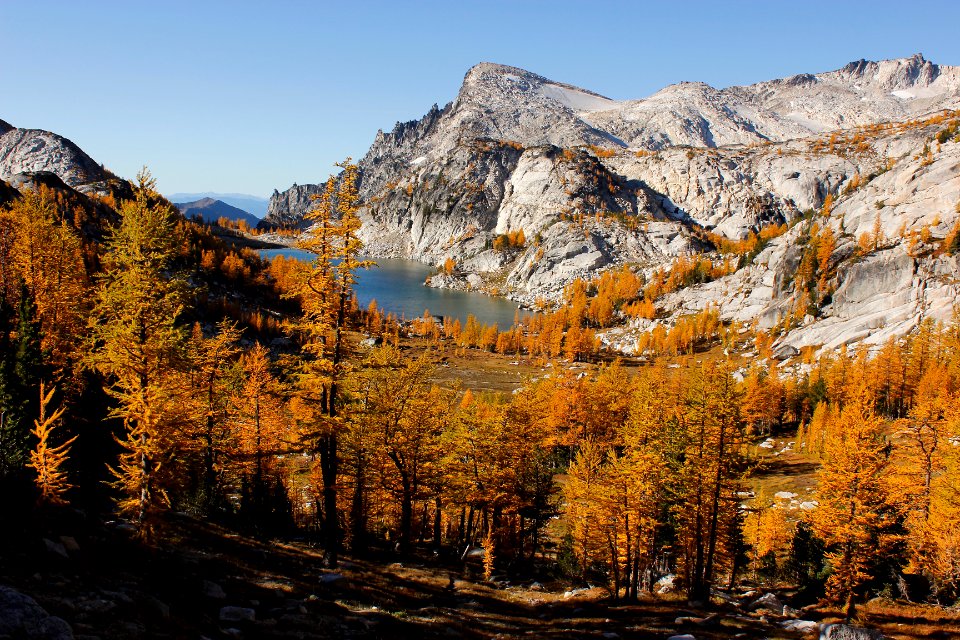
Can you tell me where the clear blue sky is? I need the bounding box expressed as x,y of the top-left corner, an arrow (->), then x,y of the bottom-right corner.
2,1 -> 958,198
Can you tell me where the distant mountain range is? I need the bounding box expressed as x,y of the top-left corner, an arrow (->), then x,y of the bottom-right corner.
173,197 -> 261,227
167,192 -> 267,218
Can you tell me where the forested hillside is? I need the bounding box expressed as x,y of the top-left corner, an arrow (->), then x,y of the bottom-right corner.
2,154 -> 960,639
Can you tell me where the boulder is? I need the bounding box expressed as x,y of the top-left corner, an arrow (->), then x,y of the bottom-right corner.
318,573 -> 343,584
0,585 -> 74,639
819,623 -> 886,640
202,580 -> 226,599
59,537 -> 80,553
43,538 -> 69,559
655,574 -> 677,594
219,606 -> 256,624
749,592 -> 784,612
783,620 -> 819,634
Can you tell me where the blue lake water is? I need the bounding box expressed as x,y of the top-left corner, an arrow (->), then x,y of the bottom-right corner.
259,248 -> 529,328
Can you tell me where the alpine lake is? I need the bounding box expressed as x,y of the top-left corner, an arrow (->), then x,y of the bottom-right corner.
259,248 -> 532,329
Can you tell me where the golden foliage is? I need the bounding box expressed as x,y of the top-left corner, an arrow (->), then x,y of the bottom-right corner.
28,382 -> 75,505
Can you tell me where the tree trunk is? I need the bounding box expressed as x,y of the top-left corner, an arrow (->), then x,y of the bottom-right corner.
399,473 -> 412,552
702,408 -> 728,603
320,433 -> 339,567
350,451 -> 365,553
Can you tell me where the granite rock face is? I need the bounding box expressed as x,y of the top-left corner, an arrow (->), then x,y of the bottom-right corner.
263,183 -> 325,229
265,55 -> 960,354
0,124 -> 108,188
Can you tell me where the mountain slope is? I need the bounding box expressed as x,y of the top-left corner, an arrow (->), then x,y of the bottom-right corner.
264,55 -> 960,356
174,196 -> 260,226
168,192 -> 268,218
268,54 -> 960,230
590,53 -> 960,149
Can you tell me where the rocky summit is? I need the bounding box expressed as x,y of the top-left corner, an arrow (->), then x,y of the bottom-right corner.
0,120 -> 133,205
264,54 -> 960,356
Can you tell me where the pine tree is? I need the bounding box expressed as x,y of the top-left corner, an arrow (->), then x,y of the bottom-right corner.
232,342 -> 288,529
565,441 -> 606,583
3,187 -> 87,368
0,285 -> 47,479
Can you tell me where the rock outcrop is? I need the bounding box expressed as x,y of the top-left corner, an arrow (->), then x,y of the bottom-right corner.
261,182 -> 325,228
266,55 -> 960,354
0,585 -> 74,640
0,123 -> 108,188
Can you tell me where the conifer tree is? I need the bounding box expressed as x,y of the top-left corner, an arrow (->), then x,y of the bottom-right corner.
28,382 -> 75,505
811,391 -> 901,618
0,285 -> 47,479
232,342 -> 288,528
3,187 -> 87,368
179,321 -> 243,514
288,159 -> 371,566
87,170 -> 188,534
677,361 -> 745,603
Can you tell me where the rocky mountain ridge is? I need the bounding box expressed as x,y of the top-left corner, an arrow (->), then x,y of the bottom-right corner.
266,54 -> 960,356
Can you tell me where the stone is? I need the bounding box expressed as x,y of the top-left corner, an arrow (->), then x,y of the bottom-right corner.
99,591 -> 132,606
219,606 -> 256,624
819,623 -> 886,640
59,537 -> 80,553
143,596 -> 170,620
202,580 -> 226,599
75,598 -> 116,615
0,585 -> 74,640
1,125 -> 108,188
318,573 -> 344,584
43,538 -> 69,559
655,574 -> 677,594
782,619 -> 819,634
749,592 -> 784,612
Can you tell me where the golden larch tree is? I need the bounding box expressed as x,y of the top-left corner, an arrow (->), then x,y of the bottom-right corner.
28,382 -> 75,505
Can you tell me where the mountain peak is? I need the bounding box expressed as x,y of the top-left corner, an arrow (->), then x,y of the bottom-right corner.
174,197 -> 260,226
461,62 -> 615,107
465,61 -> 540,79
